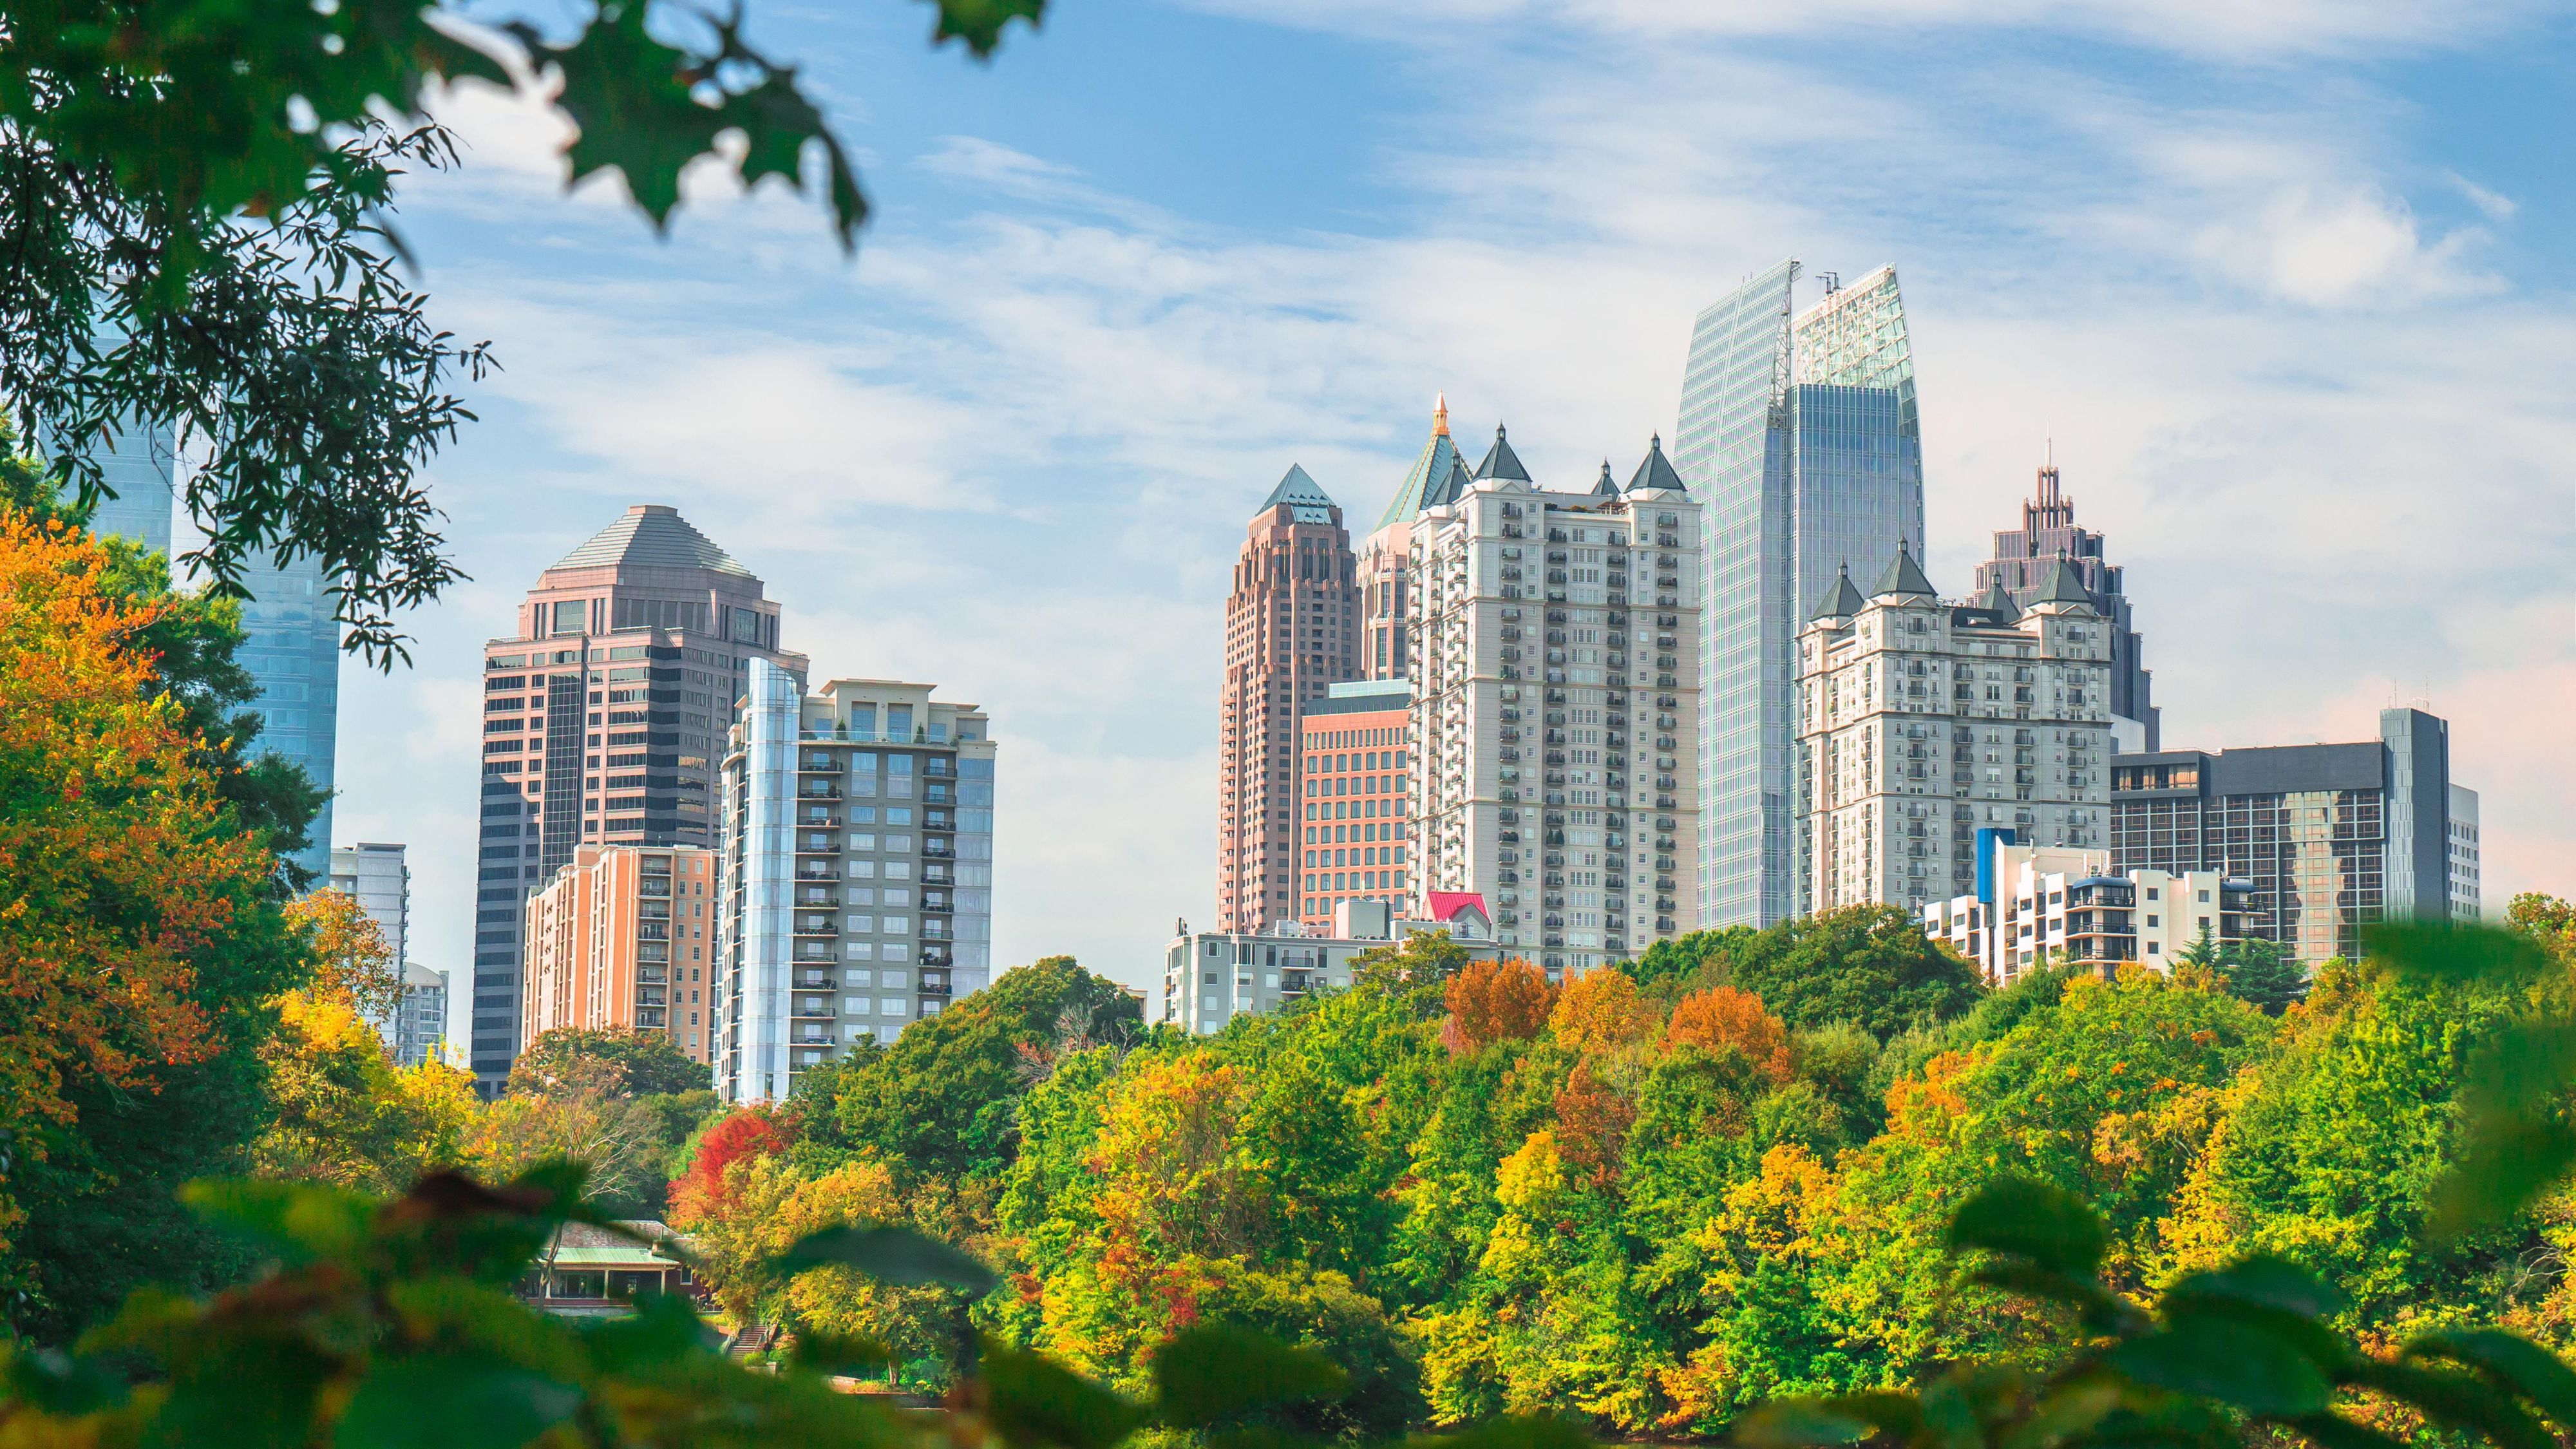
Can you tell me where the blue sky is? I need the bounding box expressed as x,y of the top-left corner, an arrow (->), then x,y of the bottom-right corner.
346,0 -> 2576,1019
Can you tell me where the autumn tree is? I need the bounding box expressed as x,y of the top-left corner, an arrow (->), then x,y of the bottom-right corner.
1549,968 -> 1658,1059
284,889 -> 406,1025
1666,986 -> 1794,1084
668,1108 -> 795,1226
251,992 -> 476,1193
509,1026 -> 712,1098
1441,958 -> 1557,1054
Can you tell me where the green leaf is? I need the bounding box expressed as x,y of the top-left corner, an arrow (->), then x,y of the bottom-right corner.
2427,1113 -> 2576,1243
1151,1325 -> 1349,1428
2365,921 -> 2548,985
2404,1331 -> 2576,1433
1401,1415 -> 1593,1449
150,1336 -> 340,1449
1730,1400 -> 1875,1448
983,1344 -> 1145,1449
793,1331 -> 895,1380
180,1178 -> 374,1265
582,1291 -> 717,1374
2110,1320 -> 2331,1415
2345,1359 -> 2555,1449
1947,1175 -> 2107,1279
2279,1414 -> 2412,1449
770,1224 -> 1001,1295
334,1351 -> 581,1449
2163,1256 -> 2345,1320
3,1345 -> 131,1414
928,0 -> 1048,56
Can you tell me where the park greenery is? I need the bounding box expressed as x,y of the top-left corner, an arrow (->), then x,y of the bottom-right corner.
10,473 -> 2576,1449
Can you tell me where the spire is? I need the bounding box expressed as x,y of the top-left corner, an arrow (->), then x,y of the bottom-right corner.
2029,556 -> 2095,609
1472,423 -> 1531,482
1975,574 -> 2019,620
1810,564 -> 1864,621
1258,464 -> 1337,525
1433,392 -> 1450,437
1376,410 -> 1468,531
1625,432 -> 1686,494
1870,541 -> 1937,599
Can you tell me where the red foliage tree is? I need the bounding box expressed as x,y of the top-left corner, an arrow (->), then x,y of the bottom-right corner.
1440,957 -> 1557,1054
667,1107 -> 791,1226
1665,985 -> 1795,1083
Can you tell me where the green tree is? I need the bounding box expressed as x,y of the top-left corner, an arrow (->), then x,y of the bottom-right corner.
1727,904 -> 1985,1039
2219,936 -> 2308,1015
509,1027 -> 712,1099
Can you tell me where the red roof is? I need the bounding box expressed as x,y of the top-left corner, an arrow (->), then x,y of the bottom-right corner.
1423,892 -> 1488,922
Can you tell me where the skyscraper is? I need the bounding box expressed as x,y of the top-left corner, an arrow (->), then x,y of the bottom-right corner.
1358,397 -> 1469,682
1973,460 -> 2159,750
715,667 -> 996,1103
1218,468 -> 1359,933
235,550 -> 343,884
81,415 -> 178,558
468,506 -> 805,1092
525,846 -> 719,1066
1408,428 -> 1704,976
1676,261 -> 1926,927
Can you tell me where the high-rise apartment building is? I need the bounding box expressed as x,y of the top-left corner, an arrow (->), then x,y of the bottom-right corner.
1676,261 -> 1926,927
1796,551 -> 2114,914
715,667 -> 996,1103
468,506 -> 805,1092
524,846 -> 719,1065
1164,897 -> 1501,1035
2448,784 -> 2482,920
1297,679 -> 1413,931
329,842 -> 412,1046
2109,708 -> 2465,961
1359,397 -> 1470,682
1218,469 -> 1359,933
1973,460 -> 2158,750
234,551 -> 342,882
1409,428 -> 1703,977
395,964 -> 450,1069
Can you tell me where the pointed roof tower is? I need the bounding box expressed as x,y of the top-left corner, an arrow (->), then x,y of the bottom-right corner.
1810,564 -> 1864,621
1870,541 -> 1937,600
1375,397 -> 1467,531
1590,460 -> 1619,498
1625,432 -> 1686,494
1472,424 -> 1531,482
1975,576 -> 2020,620
2029,556 -> 2097,610
1259,464 -> 1338,525
547,504 -> 753,579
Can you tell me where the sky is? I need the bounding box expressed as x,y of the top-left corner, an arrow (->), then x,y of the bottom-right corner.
336,0 -> 2576,1026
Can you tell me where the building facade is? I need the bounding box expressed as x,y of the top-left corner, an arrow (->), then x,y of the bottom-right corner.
1920,838 -> 2252,983
1298,679 -> 1414,931
234,547 -> 342,884
395,963 -> 450,1068
1359,397 -> 1470,682
1218,468 -> 1360,933
1796,551 -> 2114,916
1676,261 -> 1927,929
1163,896 -> 1501,1035
1973,460 -> 2159,750
79,415 -> 178,559
715,667 -> 996,1103
329,842 -> 413,1046
523,846 -> 719,1065
1408,429 -> 1703,978
467,506 -> 804,1091
2109,708 -> 2464,962
2449,783 -> 2482,920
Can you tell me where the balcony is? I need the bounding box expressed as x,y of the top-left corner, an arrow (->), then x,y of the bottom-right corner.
793,914 -> 837,936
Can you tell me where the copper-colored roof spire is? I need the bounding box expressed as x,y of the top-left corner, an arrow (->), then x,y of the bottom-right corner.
1432,392 -> 1450,437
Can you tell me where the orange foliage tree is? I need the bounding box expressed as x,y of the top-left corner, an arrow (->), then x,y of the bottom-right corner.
1440,958 -> 1557,1054
0,515 -> 272,1249
1665,985 -> 1795,1083
667,1106 -> 793,1226
1548,967 -> 1658,1058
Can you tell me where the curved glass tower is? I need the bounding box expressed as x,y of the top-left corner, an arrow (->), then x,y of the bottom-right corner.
1675,261 -> 1924,927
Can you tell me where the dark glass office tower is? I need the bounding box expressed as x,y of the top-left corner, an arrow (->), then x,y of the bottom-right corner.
1675,261 -> 1925,927
467,507 -> 804,1093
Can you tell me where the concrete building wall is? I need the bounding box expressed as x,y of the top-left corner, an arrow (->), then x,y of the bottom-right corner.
2449,784 -> 2482,920
522,845 -> 719,1065
1298,682 -> 1414,931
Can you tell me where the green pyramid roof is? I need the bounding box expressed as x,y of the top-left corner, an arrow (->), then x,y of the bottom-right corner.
1589,461 -> 1618,498
1375,418 -> 1466,531
2030,556 -> 2096,608
1625,433 -> 1686,494
1871,542 -> 1937,599
1259,464 -> 1338,526
1975,576 -> 2019,620
1472,424 -> 1531,482
1810,564 -> 1864,620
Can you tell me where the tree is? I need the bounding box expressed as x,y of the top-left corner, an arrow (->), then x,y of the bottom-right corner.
1665,987 -> 1794,1084
668,1107 -> 795,1226
284,889 -> 406,1026
1728,904 -> 1984,1039
0,513 -> 281,1274
2219,936 -> 2307,1015
509,1026 -> 712,1098
250,992 -> 475,1193
0,1 -> 1040,657
464,1083 -> 670,1220
1442,959 -> 1557,1054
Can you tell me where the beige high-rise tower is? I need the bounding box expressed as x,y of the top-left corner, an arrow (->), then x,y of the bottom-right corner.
1218,469 -> 1359,933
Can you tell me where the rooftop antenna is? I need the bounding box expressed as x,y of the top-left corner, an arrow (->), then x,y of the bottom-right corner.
1819,270 -> 1842,294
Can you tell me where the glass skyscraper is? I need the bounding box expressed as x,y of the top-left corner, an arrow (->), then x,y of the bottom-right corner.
1674,261 -> 1924,927
82,416 -> 178,558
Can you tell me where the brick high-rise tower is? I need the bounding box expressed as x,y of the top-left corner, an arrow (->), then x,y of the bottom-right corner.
1973,458 -> 2158,751
1218,468 -> 1359,933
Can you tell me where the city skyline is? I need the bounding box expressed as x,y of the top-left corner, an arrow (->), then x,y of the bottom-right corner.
323,0 -> 2567,1009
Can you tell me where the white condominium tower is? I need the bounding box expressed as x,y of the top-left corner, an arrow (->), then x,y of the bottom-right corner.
1409,425 -> 1703,978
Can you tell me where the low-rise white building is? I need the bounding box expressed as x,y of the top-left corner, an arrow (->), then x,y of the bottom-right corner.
1162,896 -> 1502,1034
1919,836 -> 2253,985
